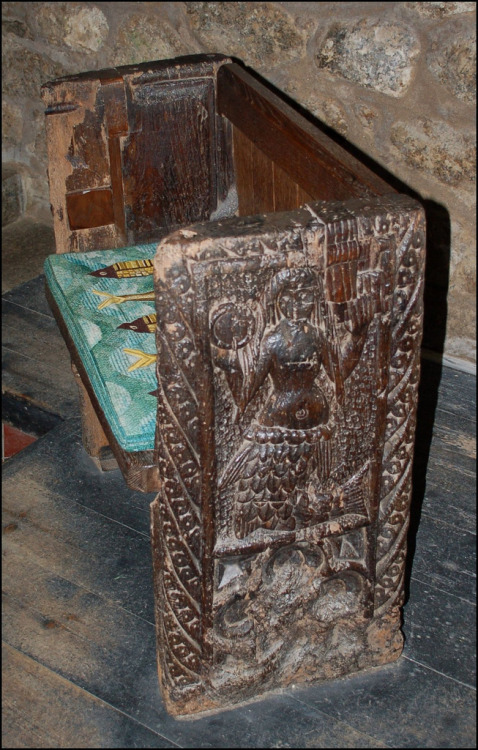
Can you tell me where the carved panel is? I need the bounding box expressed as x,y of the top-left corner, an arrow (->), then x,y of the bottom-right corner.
151,194 -> 425,716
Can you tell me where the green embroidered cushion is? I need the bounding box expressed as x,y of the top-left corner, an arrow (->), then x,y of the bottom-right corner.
44,244 -> 159,453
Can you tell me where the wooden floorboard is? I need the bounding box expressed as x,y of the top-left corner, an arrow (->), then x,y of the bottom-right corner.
289,657 -> 476,749
2,643 -> 176,749
2,275 -> 55,318
419,459 -> 475,529
402,577 -> 475,686
2,275 -> 476,748
409,513 -> 475,603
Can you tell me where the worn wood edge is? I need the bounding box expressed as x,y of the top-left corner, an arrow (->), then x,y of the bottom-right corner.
40,54 -> 232,94
44,283 -> 160,493
154,195 -> 421,277
374,203 -> 427,619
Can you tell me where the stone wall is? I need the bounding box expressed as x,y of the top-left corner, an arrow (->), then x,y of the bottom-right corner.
2,1 -> 476,365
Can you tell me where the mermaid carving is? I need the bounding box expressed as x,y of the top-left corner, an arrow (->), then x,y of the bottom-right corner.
213,266 -> 379,544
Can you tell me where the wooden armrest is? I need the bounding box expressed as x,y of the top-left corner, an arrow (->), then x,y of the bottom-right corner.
151,193 -> 426,716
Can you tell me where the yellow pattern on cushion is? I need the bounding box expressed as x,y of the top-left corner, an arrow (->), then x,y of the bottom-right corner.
44,244 -> 159,452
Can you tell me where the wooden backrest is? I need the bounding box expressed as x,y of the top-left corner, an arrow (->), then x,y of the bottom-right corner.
42,55 -> 394,262
42,55 -> 397,257
217,63 -> 395,215
41,54 -> 235,254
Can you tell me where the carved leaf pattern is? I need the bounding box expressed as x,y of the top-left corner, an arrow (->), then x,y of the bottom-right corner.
154,274 -> 205,693
374,211 -> 425,614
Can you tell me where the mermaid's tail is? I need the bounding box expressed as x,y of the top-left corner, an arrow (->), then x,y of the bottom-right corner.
220,436 -> 317,538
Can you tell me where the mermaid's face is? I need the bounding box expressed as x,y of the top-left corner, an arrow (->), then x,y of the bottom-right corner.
278,286 -> 315,321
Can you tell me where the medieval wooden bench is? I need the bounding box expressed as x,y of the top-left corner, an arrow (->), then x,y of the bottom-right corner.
42,54 -> 426,717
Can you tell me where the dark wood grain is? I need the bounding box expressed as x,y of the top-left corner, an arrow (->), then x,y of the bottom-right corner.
233,126 -> 314,215
232,124 -> 255,215
2,644 -> 174,750
66,188 -> 115,230
273,160 -> 301,211
37,54 -> 447,722
152,193 -> 426,716
41,55 -> 235,253
252,141 -> 275,213
218,63 -> 394,201
121,77 -> 216,242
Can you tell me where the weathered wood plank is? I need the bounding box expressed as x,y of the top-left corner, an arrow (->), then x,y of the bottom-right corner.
415,431 -> 476,476
412,369 -> 476,529
418,359 -> 476,423
2,299 -> 72,365
2,283 -> 78,423
2,643 -> 176,749
2,275 -> 54,318
409,513 -> 475,603
290,657 -> 476,749
430,419 -> 476,457
2,418 -> 152,530
417,456 -> 476,529
42,75 -> 122,254
416,395 -> 476,451
2,433 -> 155,620
122,77 -> 217,243
2,347 -> 77,419
2,549 -> 159,716
402,577 -> 476,687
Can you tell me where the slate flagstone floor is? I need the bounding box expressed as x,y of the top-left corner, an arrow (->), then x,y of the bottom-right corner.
2,272 -> 476,748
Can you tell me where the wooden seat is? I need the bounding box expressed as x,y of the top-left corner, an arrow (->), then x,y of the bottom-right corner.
42,54 -> 426,717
